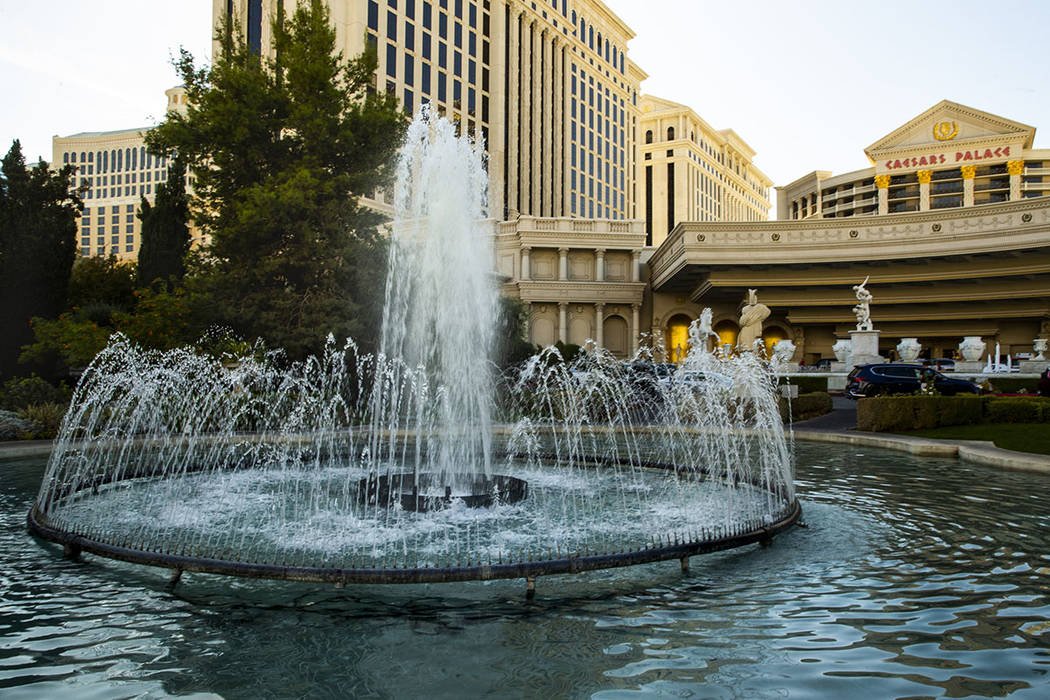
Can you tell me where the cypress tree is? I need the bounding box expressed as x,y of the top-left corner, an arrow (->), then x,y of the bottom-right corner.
147,0 -> 408,358
0,140 -> 81,378
137,156 -> 190,288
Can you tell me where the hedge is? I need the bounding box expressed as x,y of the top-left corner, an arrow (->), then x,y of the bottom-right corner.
983,397 -> 1050,423
780,392 -> 833,423
778,376 -> 828,393
857,395 -> 983,432
980,377 -> 1046,395
858,395 -> 1050,432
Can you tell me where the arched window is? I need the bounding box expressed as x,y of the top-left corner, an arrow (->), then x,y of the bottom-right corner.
588,25 -> 593,50
645,130 -> 653,144
112,149 -> 118,171
597,32 -> 602,55
571,10 -> 576,28
667,126 -> 675,141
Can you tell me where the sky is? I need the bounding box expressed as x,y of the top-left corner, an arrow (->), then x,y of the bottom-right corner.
2,0 -> 1049,211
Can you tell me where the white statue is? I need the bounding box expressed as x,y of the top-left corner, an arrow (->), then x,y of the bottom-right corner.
737,289 -> 771,353
688,308 -> 720,354
852,276 -> 873,331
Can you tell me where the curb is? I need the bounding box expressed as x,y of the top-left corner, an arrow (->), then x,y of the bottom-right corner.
792,429 -> 1050,475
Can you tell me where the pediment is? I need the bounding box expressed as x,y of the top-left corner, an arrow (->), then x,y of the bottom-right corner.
639,94 -> 689,115
865,100 -> 1035,158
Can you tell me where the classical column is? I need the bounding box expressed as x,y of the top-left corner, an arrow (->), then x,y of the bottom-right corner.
595,248 -> 606,282
961,165 -> 976,207
507,9 -> 521,218
558,302 -> 568,344
631,304 -> 641,355
520,19 -> 532,214
552,38 -> 563,216
542,32 -> 554,217
521,246 -> 531,280
631,249 -> 641,282
531,26 -> 542,217
1008,159 -> 1024,201
917,169 -> 931,212
595,303 -> 605,348
875,175 -> 890,215
558,247 -> 569,280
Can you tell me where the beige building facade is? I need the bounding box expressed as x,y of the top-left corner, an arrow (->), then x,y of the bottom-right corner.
778,101 -> 1050,221
638,95 -> 771,247
647,103 -> 1050,365
52,88 -> 196,261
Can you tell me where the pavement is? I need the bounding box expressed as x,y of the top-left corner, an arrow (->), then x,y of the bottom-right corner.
790,396 -> 857,432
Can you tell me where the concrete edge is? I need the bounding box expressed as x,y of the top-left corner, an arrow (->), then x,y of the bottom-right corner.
6,432 -> 1050,475
792,429 -> 1050,475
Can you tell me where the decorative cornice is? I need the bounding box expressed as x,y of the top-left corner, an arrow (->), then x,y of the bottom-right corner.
649,198 -> 1050,291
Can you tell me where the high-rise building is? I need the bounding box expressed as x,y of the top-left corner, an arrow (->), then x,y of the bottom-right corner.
216,0 -> 645,222
52,87 -> 198,260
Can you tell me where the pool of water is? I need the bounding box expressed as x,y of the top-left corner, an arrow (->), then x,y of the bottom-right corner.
3,442 -> 1049,698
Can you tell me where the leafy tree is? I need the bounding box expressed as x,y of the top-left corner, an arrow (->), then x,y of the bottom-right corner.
137,156 -> 191,288
495,296 -> 536,370
67,254 -> 138,319
147,0 -> 407,359
0,140 -> 81,378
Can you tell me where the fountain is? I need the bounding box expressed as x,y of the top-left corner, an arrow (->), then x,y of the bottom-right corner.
27,109 -> 799,591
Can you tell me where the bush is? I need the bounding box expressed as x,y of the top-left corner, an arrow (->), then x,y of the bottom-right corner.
780,392 -> 833,422
0,410 -> 34,440
857,395 -> 983,432
984,377 -> 1041,395
984,398 -> 1050,423
0,375 -> 72,411
779,376 -> 827,393
19,402 -> 67,438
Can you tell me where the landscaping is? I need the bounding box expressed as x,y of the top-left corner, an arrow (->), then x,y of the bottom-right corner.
895,423 -> 1050,456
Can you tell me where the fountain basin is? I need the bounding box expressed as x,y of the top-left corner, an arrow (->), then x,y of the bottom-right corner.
357,472 -> 528,512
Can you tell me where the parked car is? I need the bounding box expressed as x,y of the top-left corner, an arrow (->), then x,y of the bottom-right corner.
932,358 -> 955,371
812,358 -> 834,372
845,364 -> 981,399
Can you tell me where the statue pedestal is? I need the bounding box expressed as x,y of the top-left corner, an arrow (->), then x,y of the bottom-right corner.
1019,360 -> 1049,373
848,329 -> 884,366
954,361 -> 984,373
829,362 -> 849,373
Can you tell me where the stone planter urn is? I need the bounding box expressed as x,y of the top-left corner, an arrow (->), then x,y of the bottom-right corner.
832,339 -> 852,363
958,336 -> 986,363
896,337 -> 922,363
1033,338 -> 1048,361
772,339 -> 796,364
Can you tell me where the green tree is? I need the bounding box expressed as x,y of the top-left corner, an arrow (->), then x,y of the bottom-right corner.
147,0 -> 407,359
137,156 -> 191,288
0,140 -> 81,378
67,254 -> 138,322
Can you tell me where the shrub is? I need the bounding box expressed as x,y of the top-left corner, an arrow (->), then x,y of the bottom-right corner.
984,377 -> 1040,395
984,398 -> 1050,423
0,410 -> 34,440
19,402 -> 67,439
857,395 -> 983,432
779,376 -> 827,393
0,375 -> 72,411
780,392 -> 833,422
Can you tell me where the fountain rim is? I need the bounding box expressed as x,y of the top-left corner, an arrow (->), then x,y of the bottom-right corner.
27,499 -> 801,585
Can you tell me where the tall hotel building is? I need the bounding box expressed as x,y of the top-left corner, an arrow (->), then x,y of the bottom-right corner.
51,88 -> 198,261
219,0 -> 647,222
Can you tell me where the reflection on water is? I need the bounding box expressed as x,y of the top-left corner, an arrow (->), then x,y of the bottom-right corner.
2,443 -> 1049,698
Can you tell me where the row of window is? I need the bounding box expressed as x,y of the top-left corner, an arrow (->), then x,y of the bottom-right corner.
63,147 -> 169,174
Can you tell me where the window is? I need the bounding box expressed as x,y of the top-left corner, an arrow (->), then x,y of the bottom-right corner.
667,127 -> 675,140
421,63 -> 431,94
368,2 -> 379,30
405,23 -> 414,50
387,11 -> 397,40
422,31 -> 431,58
387,43 -> 397,76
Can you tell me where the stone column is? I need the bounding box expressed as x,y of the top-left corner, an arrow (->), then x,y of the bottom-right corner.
558,302 -> 568,344
521,246 -> 531,280
520,19 -> 532,214
552,38 -> 563,216
631,249 -> 641,282
1008,159 -> 1024,201
531,26 -> 542,216
595,248 -> 606,282
542,32 -> 554,217
875,175 -> 890,215
631,304 -> 641,355
917,169 -> 931,211
506,9 -> 520,218
558,247 -> 569,280
961,165 -> 976,207
595,303 -> 605,347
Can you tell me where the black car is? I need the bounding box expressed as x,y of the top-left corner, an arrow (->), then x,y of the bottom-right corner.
845,364 -> 981,399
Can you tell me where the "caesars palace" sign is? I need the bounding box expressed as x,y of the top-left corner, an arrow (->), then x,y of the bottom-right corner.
881,145 -> 1016,172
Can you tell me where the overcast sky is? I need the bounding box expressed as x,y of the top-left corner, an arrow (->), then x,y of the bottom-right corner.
2,0 -> 1048,209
